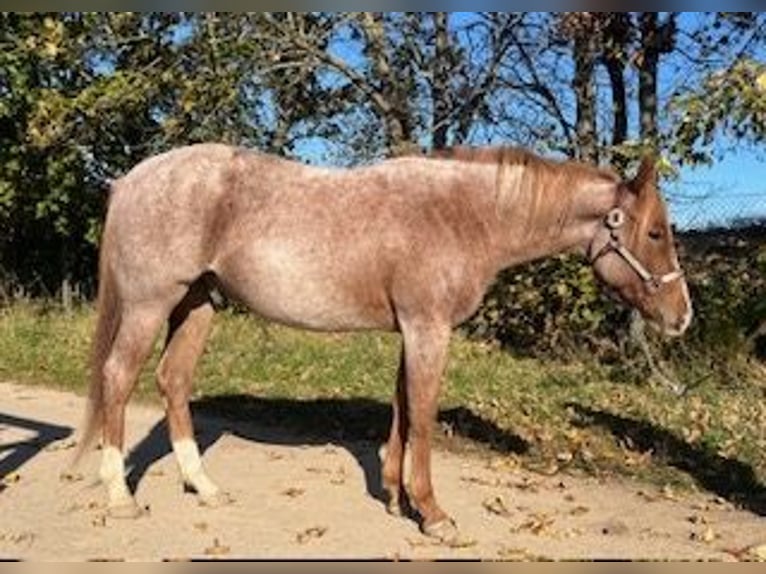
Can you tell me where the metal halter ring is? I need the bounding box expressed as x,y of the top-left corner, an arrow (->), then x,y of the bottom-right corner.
605,208 -> 625,229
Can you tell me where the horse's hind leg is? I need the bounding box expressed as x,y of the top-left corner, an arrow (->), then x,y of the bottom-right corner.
155,283 -> 228,507
382,350 -> 408,516
100,304 -> 168,518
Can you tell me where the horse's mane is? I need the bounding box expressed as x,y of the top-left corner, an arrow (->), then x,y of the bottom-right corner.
428,146 -> 618,183
426,146 -> 619,239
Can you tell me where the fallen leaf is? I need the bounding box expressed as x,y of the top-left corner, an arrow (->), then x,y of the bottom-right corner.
661,484 -> 679,501
296,526 -> 327,544
281,487 -> 305,498
193,522 -> 208,532
59,471 -> 84,483
702,527 -> 716,544
305,466 -> 331,475
569,505 -> 590,517
690,526 -> 717,545
0,531 -> 36,546
513,513 -> 555,536
461,475 -> 499,488
405,537 -> 428,548
482,495 -> 511,518
444,536 -> 478,549
1,472 -> 21,486
204,538 -> 230,556
45,439 -> 77,452
750,544 -> 766,561
687,514 -> 709,526
556,451 -> 573,464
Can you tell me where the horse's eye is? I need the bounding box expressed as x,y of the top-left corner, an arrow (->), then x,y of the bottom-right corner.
648,229 -> 663,241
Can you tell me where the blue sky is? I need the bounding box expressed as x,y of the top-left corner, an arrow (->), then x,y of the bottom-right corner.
670,143 -> 765,229
323,12 -> 766,229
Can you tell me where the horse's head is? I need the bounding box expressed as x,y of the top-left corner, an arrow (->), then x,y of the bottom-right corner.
590,157 -> 692,336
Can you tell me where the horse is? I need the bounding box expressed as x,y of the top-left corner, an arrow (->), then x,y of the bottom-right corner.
75,143 -> 691,542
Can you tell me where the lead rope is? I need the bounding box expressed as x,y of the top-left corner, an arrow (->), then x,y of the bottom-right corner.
629,310 -> 687,396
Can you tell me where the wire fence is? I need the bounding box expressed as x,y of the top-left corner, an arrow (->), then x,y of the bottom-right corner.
669,192 -> 766,231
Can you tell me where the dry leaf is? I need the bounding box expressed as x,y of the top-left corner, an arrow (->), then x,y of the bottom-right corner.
281,487 -> 305,498
193,522 -> 208,532
498,547 -> 533,560
1,472 -> 21,486
444,536 -> 478,549
482,495 -> 511,518
690,526 -> 717,544
204,538 -> 230,556
45,439 -> 77,452
296,526 -> 327,544
513,513 -> 555,536
556,451 -> 573,464
405,537 -> 428,548
702,527 -> 716,544
59,471 -> 83,483
569,505 -> 590,517
661,484 -> 679,501
750,544 -> 766,561
305,466 -> 331,475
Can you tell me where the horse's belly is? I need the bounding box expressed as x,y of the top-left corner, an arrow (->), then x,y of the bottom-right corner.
215,245 -> 395,332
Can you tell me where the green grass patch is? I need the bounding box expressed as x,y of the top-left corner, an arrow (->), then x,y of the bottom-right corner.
1,302 -> 765,511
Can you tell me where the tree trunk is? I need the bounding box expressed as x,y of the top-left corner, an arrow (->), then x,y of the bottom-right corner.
638,13 -> 660,144
361,13 -> 414,155
573,33 -> 599,163
432,12 -> 450,150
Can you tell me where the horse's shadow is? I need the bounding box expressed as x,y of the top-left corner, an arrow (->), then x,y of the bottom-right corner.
0,412 -> 72,487
569,404 -> 766,516
125,394 -> 530,504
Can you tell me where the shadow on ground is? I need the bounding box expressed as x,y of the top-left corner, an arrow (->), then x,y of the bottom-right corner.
570,404 -> 766,516
125,394 -> 529,505
0,412 -> 72,487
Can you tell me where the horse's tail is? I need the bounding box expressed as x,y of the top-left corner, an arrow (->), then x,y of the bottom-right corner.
72,213 -> 121,466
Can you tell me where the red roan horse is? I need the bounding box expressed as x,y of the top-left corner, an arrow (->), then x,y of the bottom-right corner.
76,144 -> 691,542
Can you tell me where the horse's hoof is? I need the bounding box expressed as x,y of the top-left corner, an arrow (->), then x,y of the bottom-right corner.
386,498 -> 403,517
422,517 -> 460,545
198,490 -> 234,508
107,499 -> 146,520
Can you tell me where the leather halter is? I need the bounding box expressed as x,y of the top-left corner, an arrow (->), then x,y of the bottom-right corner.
591,203 -> 684,293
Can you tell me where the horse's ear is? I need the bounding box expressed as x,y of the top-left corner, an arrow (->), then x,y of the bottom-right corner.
629,155 -> 658,196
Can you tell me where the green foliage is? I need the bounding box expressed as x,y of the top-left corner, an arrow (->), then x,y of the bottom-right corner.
465,254 -> 624,358
464,227 -> 766,394
671,58 -> 766,165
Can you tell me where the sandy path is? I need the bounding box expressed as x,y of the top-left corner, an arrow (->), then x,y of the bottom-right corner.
0,381 -> 764,561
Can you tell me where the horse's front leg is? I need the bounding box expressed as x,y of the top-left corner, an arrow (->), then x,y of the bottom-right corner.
399,318 -> 457,542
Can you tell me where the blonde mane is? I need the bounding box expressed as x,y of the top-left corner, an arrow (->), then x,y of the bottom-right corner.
429,146 -> 619,238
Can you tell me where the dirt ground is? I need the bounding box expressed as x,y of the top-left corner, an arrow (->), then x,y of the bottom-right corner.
0,380 -> 764,561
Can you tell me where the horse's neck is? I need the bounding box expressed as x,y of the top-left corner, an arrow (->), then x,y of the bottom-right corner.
490,173 -> 618,269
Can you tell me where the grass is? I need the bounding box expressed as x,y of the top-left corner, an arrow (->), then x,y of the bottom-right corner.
1,302 -> 765,512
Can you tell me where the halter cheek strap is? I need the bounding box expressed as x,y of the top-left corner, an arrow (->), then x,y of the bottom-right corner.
593,207 -> 684,292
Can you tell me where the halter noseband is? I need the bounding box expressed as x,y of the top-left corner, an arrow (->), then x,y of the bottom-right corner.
592,206 -> 684,292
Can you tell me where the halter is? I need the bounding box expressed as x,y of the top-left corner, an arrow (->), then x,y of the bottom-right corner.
591,206 -> 684,292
